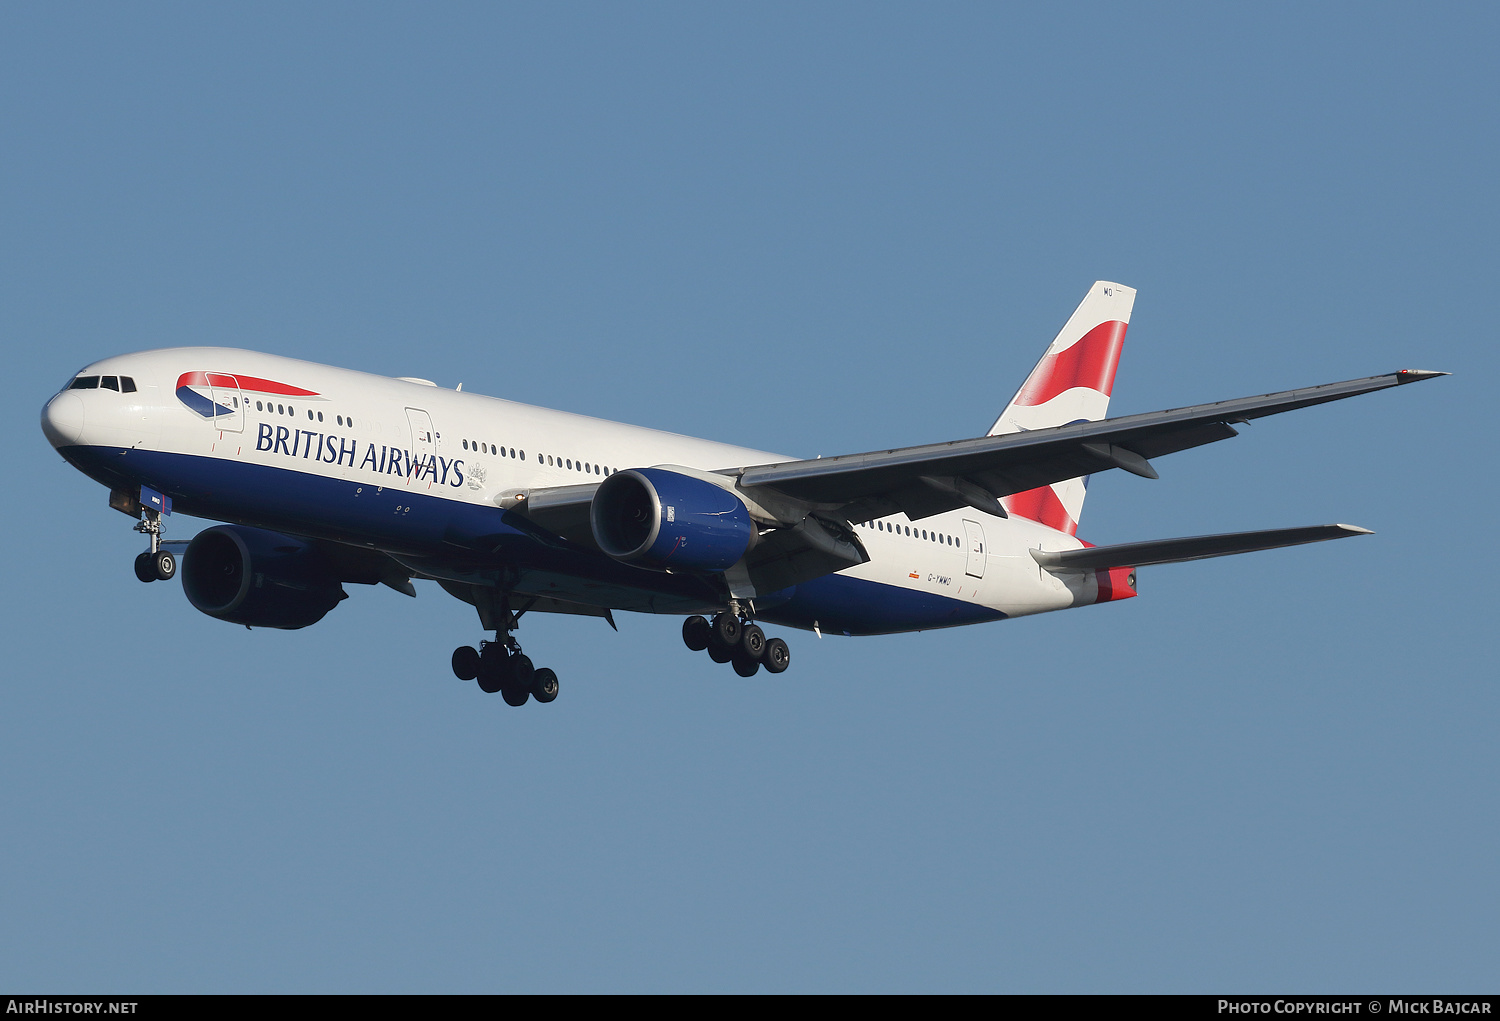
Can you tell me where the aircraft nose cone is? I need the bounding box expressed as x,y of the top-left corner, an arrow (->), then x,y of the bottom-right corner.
41,392 -> 85,447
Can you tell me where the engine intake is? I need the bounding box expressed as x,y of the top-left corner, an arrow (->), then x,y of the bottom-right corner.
182,525 -> 347,629
591,468 -> 753,572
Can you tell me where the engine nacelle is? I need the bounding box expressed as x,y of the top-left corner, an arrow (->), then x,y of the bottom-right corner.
182,525 -> 347,629
591,468 -> 753,572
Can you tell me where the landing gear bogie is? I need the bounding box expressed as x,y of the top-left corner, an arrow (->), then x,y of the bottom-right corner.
461,632 -> 558,707
686,612 -> 791,678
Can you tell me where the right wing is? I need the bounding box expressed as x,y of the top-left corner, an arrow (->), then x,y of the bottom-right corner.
456,370 -> 1441,597
732,369 -> 1446,523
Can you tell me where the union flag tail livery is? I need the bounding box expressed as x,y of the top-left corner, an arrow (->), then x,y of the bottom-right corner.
989,281 -> 1135,535
41,278 -> 1441,704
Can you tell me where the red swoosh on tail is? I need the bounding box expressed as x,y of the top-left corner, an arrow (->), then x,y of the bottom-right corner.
1012,320 -> 1127,407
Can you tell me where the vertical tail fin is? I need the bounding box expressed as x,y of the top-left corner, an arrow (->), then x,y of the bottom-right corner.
988,281 -> 1135,535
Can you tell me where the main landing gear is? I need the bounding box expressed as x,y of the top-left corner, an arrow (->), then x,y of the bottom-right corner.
132,508 -> 175,583
450,593 -> 559,705
451,642 -> 557,705
682,611 -> 790,677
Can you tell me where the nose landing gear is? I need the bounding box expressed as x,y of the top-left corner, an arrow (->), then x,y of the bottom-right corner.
126,491 -> 176,583
683,611 -> 790,677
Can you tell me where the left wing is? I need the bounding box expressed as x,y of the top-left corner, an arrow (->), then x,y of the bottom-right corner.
1029,523 -> 1373,571
493,483 -> 601,549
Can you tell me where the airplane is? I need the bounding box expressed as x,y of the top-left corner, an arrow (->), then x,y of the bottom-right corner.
39,281 -> 1443,706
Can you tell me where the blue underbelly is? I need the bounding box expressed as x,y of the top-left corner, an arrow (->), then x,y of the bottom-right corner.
59,444 -> 1007,636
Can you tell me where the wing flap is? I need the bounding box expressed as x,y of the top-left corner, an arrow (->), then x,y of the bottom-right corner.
1029,523 -> 1374,571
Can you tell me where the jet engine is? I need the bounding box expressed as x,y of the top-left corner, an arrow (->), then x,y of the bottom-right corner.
591,468 -> 753,572
182,525 -> 347,629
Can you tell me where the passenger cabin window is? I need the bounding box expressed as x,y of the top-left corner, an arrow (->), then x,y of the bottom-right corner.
70,376 -> 99,389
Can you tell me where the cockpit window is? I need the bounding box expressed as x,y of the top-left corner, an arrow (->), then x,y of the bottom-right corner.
100,376 -> 119,391
120,377 -> 136,393
69,376 -> 99,390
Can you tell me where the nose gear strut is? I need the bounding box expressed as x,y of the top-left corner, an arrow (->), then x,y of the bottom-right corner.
121,486 -> 177,583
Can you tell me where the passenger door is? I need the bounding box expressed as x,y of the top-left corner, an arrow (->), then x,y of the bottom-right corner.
208,373 -> 244,433
405,408 -> 437,486
961,519 -> 986,578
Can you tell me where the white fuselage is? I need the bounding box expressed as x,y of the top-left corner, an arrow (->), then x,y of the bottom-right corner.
43,347 -> 1117,636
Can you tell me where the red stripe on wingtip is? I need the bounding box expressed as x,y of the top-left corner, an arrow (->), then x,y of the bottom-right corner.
1003,486 -> 1077,535
1013,320 -> 1127,407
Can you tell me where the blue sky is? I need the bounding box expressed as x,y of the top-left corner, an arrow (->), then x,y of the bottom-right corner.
2,3 -> 1495,992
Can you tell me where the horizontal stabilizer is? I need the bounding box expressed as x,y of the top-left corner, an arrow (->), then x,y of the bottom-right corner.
1030,523 -> 1374,571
